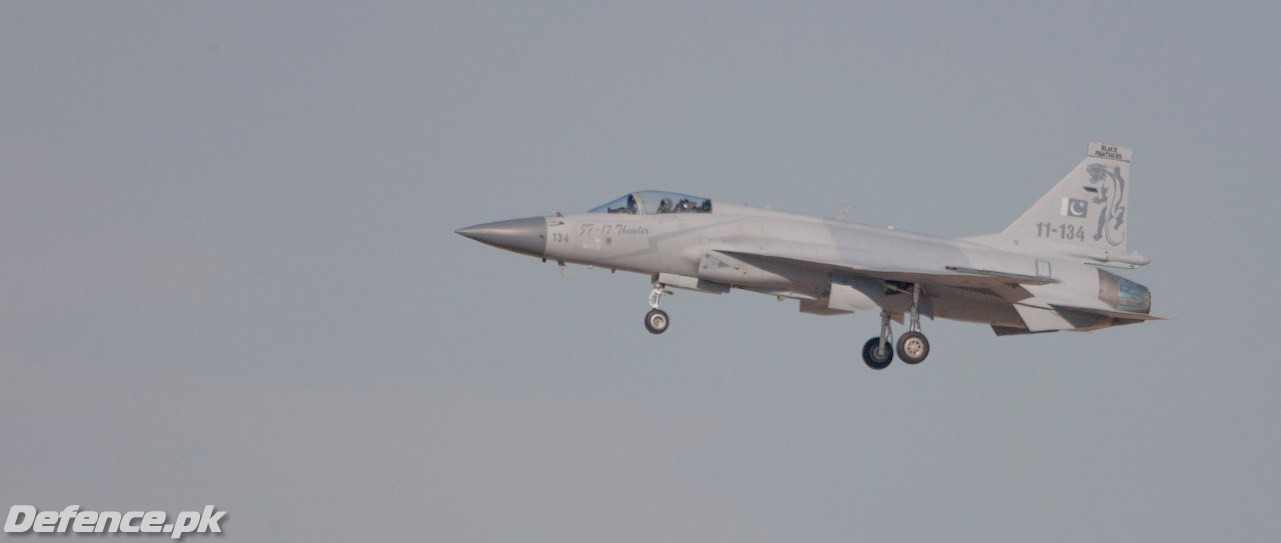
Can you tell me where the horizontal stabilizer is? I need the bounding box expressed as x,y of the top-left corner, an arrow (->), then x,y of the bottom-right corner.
1048,304 -> 1165,322
1011,300 -> 1163,333
991,325 -> 1057,336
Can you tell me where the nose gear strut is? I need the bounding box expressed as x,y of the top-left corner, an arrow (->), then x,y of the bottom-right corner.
644,276 -> 672,334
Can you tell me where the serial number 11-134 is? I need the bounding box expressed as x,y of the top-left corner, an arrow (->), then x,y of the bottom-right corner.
1036,222 -> 1085,241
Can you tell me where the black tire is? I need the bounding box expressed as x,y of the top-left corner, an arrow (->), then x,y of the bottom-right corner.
861,337 -> 893,370
644,309 -> 669,334
897,331 -> 930,364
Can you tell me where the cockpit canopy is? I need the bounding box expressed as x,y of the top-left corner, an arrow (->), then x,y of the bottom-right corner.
589,191 -> 712,215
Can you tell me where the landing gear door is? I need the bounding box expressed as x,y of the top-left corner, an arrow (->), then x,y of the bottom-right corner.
828,273 -> 884,313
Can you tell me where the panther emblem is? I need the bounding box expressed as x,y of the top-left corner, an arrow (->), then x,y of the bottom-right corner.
1086,163 -> 1126,247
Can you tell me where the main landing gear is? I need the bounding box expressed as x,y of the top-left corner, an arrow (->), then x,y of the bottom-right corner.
861,311 -> 895,370
644,278 -> 672,334
861,284 -> 931,369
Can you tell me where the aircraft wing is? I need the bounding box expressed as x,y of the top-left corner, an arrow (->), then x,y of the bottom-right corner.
715,249 -> 1058,290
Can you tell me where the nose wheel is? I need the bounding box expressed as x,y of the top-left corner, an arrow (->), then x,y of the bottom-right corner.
644,277 -> 672,335
645,309 -> 669,334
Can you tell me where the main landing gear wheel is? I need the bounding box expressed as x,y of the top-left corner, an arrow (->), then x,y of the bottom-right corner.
896,331 -> 930,364
861,338 -> 893,370
645,309 -> 669,334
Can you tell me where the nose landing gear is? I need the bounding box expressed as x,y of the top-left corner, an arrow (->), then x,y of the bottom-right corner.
644,309 -> 669,334
644,278 -> 672,334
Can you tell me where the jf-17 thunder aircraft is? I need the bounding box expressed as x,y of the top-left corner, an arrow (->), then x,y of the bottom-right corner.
457,143 -> 1160,369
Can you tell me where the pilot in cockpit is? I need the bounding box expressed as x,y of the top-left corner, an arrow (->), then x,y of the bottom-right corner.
657,197 -> 673,213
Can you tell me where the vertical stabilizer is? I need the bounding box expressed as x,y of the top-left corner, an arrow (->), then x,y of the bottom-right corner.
967,143 -> 1144,264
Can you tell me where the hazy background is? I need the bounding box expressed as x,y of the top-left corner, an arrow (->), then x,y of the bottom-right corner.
3,2 -> 1279,541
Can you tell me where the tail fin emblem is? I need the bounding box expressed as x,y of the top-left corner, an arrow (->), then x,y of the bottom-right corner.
1086,164 -> 1126,247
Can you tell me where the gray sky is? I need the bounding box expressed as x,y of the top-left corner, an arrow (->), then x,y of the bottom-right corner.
3,2 -> 1279,541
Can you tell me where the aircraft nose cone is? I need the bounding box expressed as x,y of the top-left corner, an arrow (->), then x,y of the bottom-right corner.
456,216 -> 547,257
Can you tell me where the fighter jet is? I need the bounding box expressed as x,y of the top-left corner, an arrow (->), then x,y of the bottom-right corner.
457,143 -> 1160,369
